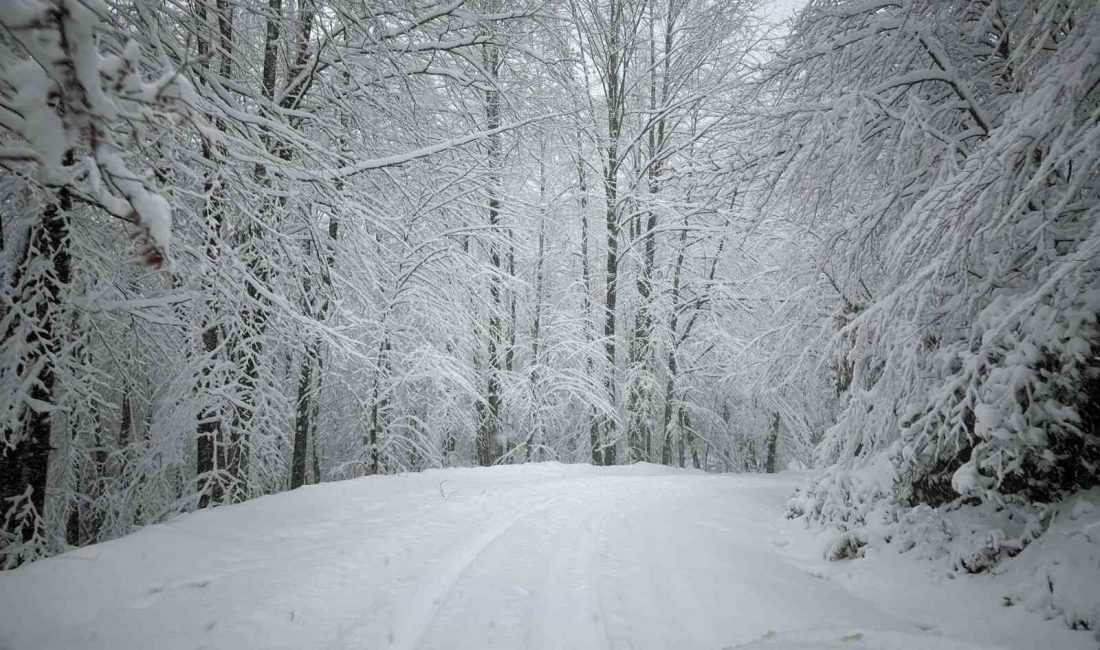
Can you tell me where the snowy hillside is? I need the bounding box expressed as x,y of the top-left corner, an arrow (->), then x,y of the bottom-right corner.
0,464 -> 1093,650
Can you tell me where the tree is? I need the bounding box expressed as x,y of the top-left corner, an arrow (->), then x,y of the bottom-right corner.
0,0 -> 192,566
755,0 -> 1100,520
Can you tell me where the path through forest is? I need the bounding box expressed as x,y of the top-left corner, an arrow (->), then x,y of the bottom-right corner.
0,464 -> 1091,649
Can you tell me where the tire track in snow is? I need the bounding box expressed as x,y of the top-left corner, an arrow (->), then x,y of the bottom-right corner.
368,494 -> 571,650
396,479 -> 630,650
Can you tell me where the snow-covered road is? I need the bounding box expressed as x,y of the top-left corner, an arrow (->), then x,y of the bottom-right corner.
0,464 -> 1091,649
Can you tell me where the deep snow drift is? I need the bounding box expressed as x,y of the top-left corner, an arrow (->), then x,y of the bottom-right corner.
0,463 -> 1093,649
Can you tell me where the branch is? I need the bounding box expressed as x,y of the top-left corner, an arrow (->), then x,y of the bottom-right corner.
283,111 -> 576,182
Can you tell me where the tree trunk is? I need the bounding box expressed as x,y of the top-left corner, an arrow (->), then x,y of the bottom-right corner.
524,148 -> 548,462
661,218 -> 688,466
0,187 -> 71,565
290,338 -> 318,489
575,156 -> 603,465
477,39 -> 505,467
195,0 -> 231,508
765,413 -> 781,474
597,0 -> 628,467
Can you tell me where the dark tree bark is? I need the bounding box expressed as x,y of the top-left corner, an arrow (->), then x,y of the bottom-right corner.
290,339 -> 318,489
0,188 -> 71,563
477,39 -> 505,467
765,413 -> 781,474
195,0 -> 230,508
575,156 -> 603,465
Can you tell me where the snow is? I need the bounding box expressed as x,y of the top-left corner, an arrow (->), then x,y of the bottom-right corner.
951,461 -> 981,496
132,191 -> 173,250
1005,489 -> 1100,634
0,464 -> 1093,650
730,628 -> 1004,649
5,61 -> 67,178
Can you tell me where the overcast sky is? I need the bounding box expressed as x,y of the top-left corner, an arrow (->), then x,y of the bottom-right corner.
764,0 -> 808,25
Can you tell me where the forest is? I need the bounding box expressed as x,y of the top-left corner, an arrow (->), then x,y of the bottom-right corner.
0,0 -> 1098,635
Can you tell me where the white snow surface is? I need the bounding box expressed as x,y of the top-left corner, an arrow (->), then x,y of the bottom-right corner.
0,463 -> 1093,650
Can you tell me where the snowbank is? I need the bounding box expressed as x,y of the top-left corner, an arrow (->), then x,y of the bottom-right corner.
789,465 -> 1100,643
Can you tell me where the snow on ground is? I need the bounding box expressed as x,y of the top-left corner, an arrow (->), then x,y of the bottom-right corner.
0,463 -> 1093,650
